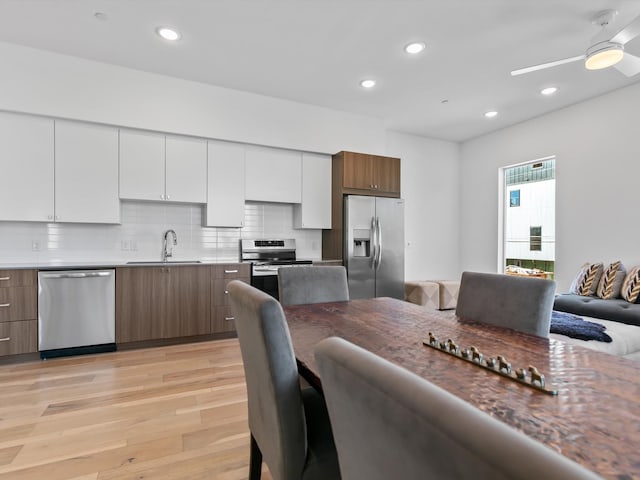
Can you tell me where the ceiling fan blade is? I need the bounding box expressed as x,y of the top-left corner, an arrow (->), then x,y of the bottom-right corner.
610,13 -> 640,45
510,55 -> 585,76
614,52 -> 640,76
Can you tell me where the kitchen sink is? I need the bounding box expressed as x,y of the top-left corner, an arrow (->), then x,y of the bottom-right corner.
126,260 -> 202,265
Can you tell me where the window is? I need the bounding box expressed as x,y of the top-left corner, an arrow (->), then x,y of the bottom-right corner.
530,226 -> 542,251
501,157 -> 555,278
510,190 -> 520,207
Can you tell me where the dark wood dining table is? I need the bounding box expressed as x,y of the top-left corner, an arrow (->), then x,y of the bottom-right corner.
283,297 -> 640,480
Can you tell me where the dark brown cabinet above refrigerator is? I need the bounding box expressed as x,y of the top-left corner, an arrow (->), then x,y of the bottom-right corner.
323,151 -> 401,261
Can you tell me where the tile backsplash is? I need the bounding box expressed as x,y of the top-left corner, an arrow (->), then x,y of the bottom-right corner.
0,201 -> 322,264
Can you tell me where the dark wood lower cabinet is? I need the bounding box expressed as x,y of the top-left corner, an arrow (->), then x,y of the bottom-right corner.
211,264 -> 250,335
116,266 -> 212,343
0,320 -> 37,355
116,263 -> 249,344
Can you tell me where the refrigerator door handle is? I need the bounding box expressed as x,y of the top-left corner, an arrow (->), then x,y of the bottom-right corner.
370,216 -> 378,270
376,217 -> 383,270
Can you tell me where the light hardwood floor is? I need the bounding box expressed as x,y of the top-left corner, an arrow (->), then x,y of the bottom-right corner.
0,339 -> 272,479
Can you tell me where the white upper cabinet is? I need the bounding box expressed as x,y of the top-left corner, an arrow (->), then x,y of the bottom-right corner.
294,153 -> 331,229
119,130 -> 165,201
0,112 -> 54,222
165,136 -> 207,203
119,129 -> 207,203
54,120 -> 120,224
245,146 -> 302,203
206,140 -> 245,227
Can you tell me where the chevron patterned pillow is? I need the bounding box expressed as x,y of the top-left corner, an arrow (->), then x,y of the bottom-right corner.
569,262 -> 603,296
621,266 -> 640,303
596,261 -> 626,299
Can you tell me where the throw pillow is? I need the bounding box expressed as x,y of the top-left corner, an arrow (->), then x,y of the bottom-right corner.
569,262 -> 603,296
596,261 -> 626,299
621,266 -> 640,303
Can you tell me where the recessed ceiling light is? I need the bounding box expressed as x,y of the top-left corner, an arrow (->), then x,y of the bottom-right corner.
360,79 -> 376,89
540,87 -> 558,96
404,42 -> 426,54
156,27 -> 181,41
484,111 -> 498,118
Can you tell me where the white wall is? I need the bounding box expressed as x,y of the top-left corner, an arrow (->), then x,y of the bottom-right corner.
386,131 -> 460,281
460,82 -> 640,291
0,41 -> 385,155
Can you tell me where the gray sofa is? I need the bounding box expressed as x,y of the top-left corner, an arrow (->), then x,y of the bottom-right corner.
552,294 -> 640,360
553,294 -> 640,327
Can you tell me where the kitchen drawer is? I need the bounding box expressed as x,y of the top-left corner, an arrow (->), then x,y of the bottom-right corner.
213,278 -> 249,306
0,320 -> 37,356
0,269 -> 36,288
213,264 -> 250,279
212,306 -> 236,333
0,286 -> 37,322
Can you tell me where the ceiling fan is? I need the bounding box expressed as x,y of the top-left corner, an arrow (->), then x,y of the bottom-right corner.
511,9 -> 640,77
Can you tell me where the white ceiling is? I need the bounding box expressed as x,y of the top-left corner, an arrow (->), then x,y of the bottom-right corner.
1,0 -> 640,142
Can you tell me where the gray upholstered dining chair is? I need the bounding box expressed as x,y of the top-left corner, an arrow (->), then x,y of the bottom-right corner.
278,266 -> 349,306
455,271 -> 556,337
314,336 -> 602,480
227,280 -> 341,480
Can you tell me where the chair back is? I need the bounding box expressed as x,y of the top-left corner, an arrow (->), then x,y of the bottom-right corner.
315,337 -> 602,480
227,280 -> 306,480
456,271 -> 556,337
278,265 -> 349,306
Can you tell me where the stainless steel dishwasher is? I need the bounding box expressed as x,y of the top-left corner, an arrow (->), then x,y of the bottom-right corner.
38,269 -> 116,359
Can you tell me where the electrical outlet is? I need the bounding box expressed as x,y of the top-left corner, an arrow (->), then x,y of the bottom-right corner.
31,240 -> 41,251
121,240 -> 130,251
130,239 -> 137,251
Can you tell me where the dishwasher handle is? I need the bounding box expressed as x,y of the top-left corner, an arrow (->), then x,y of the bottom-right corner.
39,271 -> 112,279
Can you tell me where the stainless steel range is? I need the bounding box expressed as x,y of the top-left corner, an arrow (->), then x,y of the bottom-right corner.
241,238 -> 312,299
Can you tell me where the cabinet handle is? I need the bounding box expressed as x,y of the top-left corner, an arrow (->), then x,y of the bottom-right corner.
166,195 -> 171,200
47,215 -> 53,220
224,290 -> 229,295
224,269 -> 238,274
0,276 -> 10,281
224,316 -> 235,321
55,215 -> 59,220
160,194 -> 165,200
0,337 -> 10,342
0,303 -> 10,308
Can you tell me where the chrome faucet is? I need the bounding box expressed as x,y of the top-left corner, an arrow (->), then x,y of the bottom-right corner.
162,229 -> 177,262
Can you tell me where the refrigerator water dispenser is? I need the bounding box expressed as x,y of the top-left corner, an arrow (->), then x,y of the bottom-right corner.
352,229 -> 371,257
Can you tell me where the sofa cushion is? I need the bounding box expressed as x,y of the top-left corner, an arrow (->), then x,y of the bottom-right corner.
569,262 -> 603,296
596,261 -> 626,299
621,266 -> 640,304
553,294 -> 640,327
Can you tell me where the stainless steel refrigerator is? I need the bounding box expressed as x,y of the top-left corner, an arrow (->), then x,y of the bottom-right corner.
344,195 -> 404,299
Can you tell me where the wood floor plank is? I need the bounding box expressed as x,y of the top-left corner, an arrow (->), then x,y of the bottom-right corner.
0,339 -> 272,479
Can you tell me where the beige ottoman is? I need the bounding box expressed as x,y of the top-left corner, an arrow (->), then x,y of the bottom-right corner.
404,281 -> 440,310
433,280 -> 460,310
404,280 -> 460,310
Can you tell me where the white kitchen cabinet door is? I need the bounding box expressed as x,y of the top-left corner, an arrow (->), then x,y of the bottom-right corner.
245,146 -> 302,203
165,136 -> 207,203
0,112 -> 54,222
206,140 -> 245,227
54,121 -> 120,224
119,129 -> 165,201
294,153 -> 331,229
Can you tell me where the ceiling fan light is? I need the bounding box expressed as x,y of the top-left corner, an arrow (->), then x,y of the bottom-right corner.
585,42 -> 624,70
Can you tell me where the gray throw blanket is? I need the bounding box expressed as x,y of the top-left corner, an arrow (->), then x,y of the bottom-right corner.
551,311 -> 612,342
